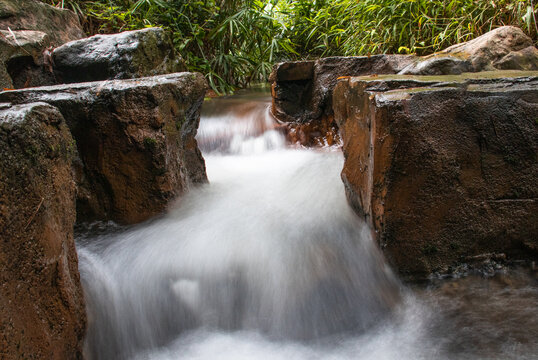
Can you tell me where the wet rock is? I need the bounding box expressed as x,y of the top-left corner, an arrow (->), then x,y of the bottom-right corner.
0,0 -> 84,46
0,72 -> 208,224
333,71 -> 538,277
270,55 -> 416,145
53,27 -> 186,84
0,102 -> 85,359
400,26 -> 538,75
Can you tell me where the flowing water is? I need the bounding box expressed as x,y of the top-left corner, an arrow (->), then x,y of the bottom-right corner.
76,89 -> 538,360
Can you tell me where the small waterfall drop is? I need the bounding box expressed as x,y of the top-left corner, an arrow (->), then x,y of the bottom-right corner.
77,90 -> 401,358
76,89 -> 538,360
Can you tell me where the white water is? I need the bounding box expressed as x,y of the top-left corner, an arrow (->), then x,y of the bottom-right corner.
77,91 -> 538,360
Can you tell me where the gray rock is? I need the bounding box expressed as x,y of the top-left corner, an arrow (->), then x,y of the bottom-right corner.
53,27 -> 187,84
0,72 -> 208,224
399,56 -> 472,75
271,55 -> 416,123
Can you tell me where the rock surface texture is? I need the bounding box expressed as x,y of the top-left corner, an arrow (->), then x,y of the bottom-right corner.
0,0 -> 84,46
269,55 -> 416,145
0,102 -> 85,359
53,28 -> 186,84
0,0 -> 84,89
400,26 -> 538,75
0,30 -> 54,89
0,72 -> 208,224
333,71 -> 538,277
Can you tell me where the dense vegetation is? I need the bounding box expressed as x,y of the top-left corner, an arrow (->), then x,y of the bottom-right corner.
44,0 -> 537,93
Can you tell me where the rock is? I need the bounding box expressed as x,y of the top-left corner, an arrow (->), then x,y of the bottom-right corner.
0,0 -> 84,89
53,28 -> 187,84
333,71 -> 538,277
0,30 -> 56,89
0,102 -> 85,359
270,55 -> 416,145
495,46 -> 538,71
0,72 -> 208,224
396,55 -> 471,75
0,0 -> 84,46
269,60 -> 314,82
400,26 -> 538,75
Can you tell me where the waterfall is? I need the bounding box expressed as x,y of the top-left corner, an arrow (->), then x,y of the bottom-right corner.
76,90 -> 400,358
76,90 -> 538,360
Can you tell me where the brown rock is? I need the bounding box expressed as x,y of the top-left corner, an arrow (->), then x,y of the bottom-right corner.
268,60 -> 314,82
400,26 -> 538,75
495,46 -> 538,71
333,71 -> 538,277
0,30 -> 56,89
0,0 -> 84,89
0,0 -> 84,46
0,72 -> 209,224
270,55 -> 416,145
0,102 -> 85,359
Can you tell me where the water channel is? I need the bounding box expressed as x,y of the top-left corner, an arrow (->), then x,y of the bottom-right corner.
76,89 -> 538,360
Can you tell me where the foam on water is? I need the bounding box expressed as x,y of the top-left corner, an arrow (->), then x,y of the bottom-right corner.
77,91 -> 538,360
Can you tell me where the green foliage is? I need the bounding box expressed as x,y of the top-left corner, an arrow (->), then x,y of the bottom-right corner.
42,0 -> 537,93
143,136 -> 157,151
282,0 -> 537,57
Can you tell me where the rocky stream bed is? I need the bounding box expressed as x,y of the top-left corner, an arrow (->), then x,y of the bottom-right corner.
0,2 -> 537,358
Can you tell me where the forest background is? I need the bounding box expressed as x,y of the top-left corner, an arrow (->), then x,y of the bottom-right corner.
42,0 -> 538,93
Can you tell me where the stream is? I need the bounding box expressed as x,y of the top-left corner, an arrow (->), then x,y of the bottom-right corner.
76,89 -> 538,360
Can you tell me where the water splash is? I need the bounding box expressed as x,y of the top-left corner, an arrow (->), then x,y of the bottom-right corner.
78,147 -> 402,359
197,93 -> 285,154
77,91 -> 538,360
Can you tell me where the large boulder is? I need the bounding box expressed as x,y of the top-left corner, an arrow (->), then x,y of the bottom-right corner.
333,71 -> 538,278
0,102 -> 85,359
400,26 -> 538,75
0,72 -> 208,224
53,27 -> 187,84
270,55 -> 416,145
0,0 -> 84,89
